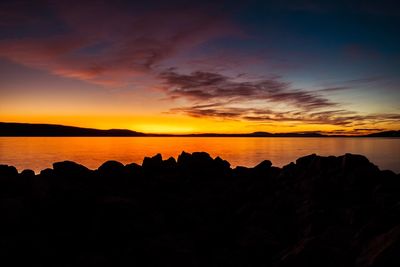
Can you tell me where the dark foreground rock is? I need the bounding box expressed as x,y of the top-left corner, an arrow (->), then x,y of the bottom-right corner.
0,152 -> 399,267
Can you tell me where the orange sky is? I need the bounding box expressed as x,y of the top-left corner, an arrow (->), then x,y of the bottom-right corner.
1,1 -> 399,135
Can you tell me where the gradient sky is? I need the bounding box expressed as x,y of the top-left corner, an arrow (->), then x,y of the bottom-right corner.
1,0 -> 399,134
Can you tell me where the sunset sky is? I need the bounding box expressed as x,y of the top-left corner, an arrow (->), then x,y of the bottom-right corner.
0,0 -> 399,134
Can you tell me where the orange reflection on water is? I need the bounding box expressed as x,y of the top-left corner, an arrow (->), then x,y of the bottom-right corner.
0,137 -> 399,173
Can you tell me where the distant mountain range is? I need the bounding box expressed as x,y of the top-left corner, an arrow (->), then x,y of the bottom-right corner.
0,122 -> 146,137
0,122 -> 399,137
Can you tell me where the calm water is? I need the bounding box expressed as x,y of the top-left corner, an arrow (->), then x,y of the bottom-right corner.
0,137 -> 399,173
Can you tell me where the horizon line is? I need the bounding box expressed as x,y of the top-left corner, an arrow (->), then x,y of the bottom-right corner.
1,121 -> 399,137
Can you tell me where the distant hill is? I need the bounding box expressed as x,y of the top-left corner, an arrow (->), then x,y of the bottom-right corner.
364,130 -> 400,137
183,132 -> 324,137
252,131 -> 324,137
0,122 -> 398,137
0,122 -> 146,136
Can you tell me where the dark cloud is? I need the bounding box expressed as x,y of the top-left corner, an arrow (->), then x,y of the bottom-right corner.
353,128 -> 387,132
316,128 -> 389,135
317,86 -> 350,92
160,69 -> 337,110
244,111 -> 400,126
171,104 -> 400,127
160,69 -> 400,127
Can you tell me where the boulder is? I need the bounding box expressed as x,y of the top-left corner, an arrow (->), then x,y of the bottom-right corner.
254,160 -> 272,172
20,169 -> 35,178
0,164 -> 18,178
142,153 -> 163,171
98,160 -> 125,176
53,160 -> 90,177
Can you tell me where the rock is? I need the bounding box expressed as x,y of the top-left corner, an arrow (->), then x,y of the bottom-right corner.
125,162 -> 141,174
0,164 -> 18,178
177,151 -> 191,165
163,156 -> 177,169
20,169 -> 35,177
214,156 -> 230,170
19,169 -> 35,187
0,165 -> 19,196
177,151 -> 223,173
192,151 -> 213,163
296,153 -> 317,167
0,153 -> 399,267
53,160 -> 90,177
356,224 -> 400,267
178,151 -> 213,166
39,168 -> 54,177
234,166 -> 250,172
254,160 -> 272,171
341,153 -> 373,170
98,160 -> 125,176
142,153 -> 163,171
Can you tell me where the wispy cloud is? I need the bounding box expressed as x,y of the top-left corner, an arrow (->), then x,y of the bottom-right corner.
316,76 -> 387,93
161,69 -> 400,127
160,69 -> 337,110
171,105 -> 400,127
0,1 -> 238,87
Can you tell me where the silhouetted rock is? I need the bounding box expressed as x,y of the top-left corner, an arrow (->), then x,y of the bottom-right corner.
19,169 -> 35,187
0,152 -> 399,267
0,164 -> 18,178
20,169 -> 35,177
163,156 -> 177,169
296,153 -> 317,167
177,151 -> 230,177
254,159 -> 272,171
124,162 -> 141,174
53,160 -> 90,177
142,153 -> 163,171
341,153 -> 374,170
39,168 -> 54,177
214,156 -> 230,170
98,160 -> 125,176
0,165 -> 19,196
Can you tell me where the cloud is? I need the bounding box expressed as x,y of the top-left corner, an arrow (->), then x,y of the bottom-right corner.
315,76 -> 388,94
353,128 -> 386,132
171,104 -> 400,127
160,69 -> 337,110
160,69 -> 400,127
0,1 -> 238,87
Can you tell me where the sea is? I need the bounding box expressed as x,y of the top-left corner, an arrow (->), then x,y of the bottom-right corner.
0,137 -> 399,173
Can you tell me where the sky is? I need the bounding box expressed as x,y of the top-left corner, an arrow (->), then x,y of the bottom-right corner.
0,0 -> 399,134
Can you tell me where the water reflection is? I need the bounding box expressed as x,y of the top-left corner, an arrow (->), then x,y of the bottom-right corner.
0,137 -> 399,173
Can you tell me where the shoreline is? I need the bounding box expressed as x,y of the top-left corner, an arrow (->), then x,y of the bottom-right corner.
1,152 -> 399,175
1,152 -> 399,266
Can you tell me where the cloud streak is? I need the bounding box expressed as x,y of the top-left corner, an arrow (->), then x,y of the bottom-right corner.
171,105 -> 400,127
160,69 -> 337,110
161,69 -> 400,127
0,1 -> 238,87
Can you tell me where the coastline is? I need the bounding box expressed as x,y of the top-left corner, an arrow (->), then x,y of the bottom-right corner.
1,152 -> 399,266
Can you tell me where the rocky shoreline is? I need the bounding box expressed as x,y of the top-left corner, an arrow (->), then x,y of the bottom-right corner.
1,152 -> 399,266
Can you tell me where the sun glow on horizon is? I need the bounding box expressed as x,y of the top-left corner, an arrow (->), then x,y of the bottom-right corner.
0,1 -> 399,135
